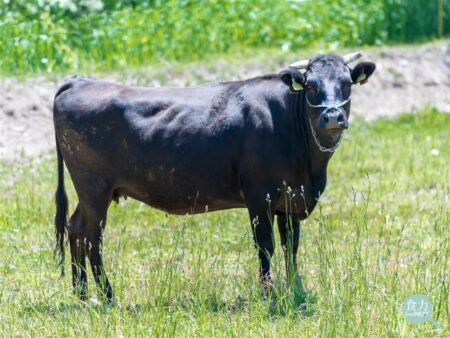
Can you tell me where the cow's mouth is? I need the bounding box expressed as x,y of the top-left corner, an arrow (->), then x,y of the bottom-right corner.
327,127 -> 346,132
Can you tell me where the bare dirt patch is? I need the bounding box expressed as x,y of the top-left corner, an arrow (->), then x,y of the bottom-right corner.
1,42 -> 449,161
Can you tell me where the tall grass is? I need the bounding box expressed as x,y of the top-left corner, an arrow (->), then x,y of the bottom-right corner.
0,107 -> 448,336
1,0 -> 449,74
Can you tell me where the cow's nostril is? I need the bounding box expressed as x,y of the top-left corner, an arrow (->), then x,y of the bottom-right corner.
323,115 -> 329,123
337,114 -> 344,123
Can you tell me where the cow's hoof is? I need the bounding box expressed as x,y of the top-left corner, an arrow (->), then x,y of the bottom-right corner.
259,275 -> 274,297
290,273 -> 303,289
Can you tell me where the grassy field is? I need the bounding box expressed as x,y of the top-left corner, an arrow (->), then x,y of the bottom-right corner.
0,107 -> 448,336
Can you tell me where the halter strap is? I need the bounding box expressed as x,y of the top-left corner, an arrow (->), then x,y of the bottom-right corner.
305,95 -> 351,109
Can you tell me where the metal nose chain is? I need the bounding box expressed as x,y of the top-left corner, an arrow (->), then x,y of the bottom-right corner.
308,117 -> 344,153
305,95 -> 351,153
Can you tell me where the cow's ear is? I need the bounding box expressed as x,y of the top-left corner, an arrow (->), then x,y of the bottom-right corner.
351,62 -> 376,85
279,68 -> 305,93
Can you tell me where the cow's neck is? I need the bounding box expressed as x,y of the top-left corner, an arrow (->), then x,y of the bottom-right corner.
289,90 -> 335,170
278,90 -> 333,207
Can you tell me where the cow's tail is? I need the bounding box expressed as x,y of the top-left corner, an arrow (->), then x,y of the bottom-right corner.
54,134 -> 68,277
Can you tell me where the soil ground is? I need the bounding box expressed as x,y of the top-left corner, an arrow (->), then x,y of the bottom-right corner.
1,41 -> 449,161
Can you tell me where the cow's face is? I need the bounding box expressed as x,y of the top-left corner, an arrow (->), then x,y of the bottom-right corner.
280,55 -> 375,143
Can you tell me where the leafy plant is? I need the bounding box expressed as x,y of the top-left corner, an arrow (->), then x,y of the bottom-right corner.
0,0 -> 449,74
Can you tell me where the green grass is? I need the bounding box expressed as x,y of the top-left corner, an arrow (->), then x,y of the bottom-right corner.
0,107 -> 448,336
1,0 -> 449,75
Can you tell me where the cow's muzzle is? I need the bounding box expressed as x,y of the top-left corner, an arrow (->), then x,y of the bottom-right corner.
319,108 -> 348,130
305,95 -> 351,131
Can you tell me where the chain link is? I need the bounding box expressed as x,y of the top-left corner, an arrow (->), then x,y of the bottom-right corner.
308,117 -> 344,153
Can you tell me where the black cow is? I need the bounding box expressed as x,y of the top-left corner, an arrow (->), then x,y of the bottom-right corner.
53,52 -> 375,302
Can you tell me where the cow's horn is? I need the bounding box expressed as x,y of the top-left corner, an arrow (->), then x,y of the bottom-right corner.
289,59 -> 309,69
343,51 -> 363,64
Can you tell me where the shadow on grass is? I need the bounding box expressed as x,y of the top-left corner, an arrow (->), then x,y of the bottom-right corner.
267,276 -> 317,318
22,301 -> 111,317
22,279 -> 316,319
126,277 -> 316,319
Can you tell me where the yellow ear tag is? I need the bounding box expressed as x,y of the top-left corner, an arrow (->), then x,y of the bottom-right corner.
292,79 -> 303,91
357,73 -> 366,83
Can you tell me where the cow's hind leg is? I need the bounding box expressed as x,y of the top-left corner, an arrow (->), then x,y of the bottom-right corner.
69,183 -> 113,303
86,212 -> 113,304
68,204 -> 88,300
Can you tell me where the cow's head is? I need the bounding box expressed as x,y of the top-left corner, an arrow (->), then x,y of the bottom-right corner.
280,52 -> 375,149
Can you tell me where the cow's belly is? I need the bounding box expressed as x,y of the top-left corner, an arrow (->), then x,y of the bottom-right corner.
113,181 -> 246,215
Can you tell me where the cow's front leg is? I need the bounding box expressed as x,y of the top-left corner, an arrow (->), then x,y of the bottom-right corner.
276,212 -> 300,281
245,189 -> 277,287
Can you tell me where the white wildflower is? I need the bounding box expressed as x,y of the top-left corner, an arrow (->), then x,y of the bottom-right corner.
430,149 -> 439,156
